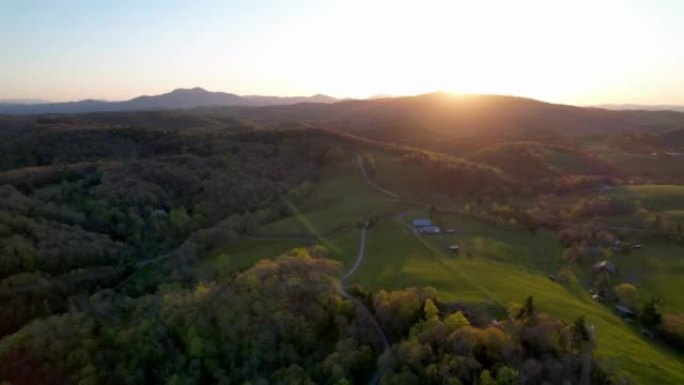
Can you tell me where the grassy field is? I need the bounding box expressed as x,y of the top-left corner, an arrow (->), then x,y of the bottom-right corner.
260,154 -> 410,238
616,184 -> 684,210
613,242 -> 684,313
197,151 -> 684,384
371,152 -> 467,209
398,210 -> 684,384
599,153 -> 684,180
195,239 -> 302,281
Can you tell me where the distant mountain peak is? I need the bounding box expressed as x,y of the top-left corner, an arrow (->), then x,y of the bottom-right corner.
0,88 -> 339,114
170,87 -> 209,94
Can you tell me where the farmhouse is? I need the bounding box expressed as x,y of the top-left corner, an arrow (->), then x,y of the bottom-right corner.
419,226 -> 441,234
593,260 -> 616,275
615,305 -> 635,318
412,218 -> 441,234
447,244 -> 459,252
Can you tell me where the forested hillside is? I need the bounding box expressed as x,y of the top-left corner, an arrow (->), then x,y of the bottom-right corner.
0,120 -> 344,338
1,102 -> 682,384
223,93 -> 684,153
0,248 -> 612,385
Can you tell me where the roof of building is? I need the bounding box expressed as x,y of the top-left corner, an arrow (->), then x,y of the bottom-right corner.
412,218 -> 432,227
615,305 -> 634,316
419,226 -> 441,233
594,260 -> 617,274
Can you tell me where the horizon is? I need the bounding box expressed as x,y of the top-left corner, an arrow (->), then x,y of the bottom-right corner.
2,3 -> 684,381
2,86 -> 684,110
1,0 -> 683,105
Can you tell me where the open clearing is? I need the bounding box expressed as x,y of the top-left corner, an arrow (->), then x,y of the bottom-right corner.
599,153 -> 684,180
617,184 -> 684,210
200,151 -> 684,384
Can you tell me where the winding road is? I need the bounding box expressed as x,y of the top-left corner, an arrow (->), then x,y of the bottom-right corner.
341,226 -> 368,282
337,225 -> 390,352
357,153 -> 499,303
356,153 -> 400,199
337,227 -> 390,385
334,158 -> 394,385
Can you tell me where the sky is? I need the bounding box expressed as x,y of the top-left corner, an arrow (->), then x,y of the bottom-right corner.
1,0 -> 683,105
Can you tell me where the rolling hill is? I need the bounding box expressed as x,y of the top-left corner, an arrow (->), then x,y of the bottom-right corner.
0,87 -> 337,115
226,92 -> 684,153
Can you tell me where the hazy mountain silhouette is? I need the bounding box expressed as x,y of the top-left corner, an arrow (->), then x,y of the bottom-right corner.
596,104 -> 684,112
0,88 -> 337,114
0,99 -> 51,105
227,92 -> 684,151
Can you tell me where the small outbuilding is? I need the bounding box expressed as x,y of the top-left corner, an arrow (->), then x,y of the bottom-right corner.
412,219 -> 432,228
447,244 -> 460,253
591,293 -> 604,302
593,260 -> 617,275
419,226 -> 441,235
615,305 -> 635,318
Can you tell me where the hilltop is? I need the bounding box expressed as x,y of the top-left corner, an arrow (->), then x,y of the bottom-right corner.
226,92 -> 684,152
0,87 -> 338,115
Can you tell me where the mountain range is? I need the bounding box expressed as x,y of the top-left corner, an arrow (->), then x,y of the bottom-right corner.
222,92 -> 684,150
0,88 -> 337,115
596,104 -> 684,112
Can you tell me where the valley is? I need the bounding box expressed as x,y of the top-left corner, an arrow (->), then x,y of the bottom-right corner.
1,94 -> 683,384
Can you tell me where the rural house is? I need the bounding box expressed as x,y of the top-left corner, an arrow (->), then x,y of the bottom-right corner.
412,218 -> 441,234
593,260 -> 617,275
419,226 -> 441,234
412,218 -> 432,228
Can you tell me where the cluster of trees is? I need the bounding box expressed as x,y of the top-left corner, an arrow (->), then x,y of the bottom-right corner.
612,285 -> 684,351
632,211 -> 684,241
0,249 -> 616,385
468,142 -> 551,181
460,194 -> 634,235
568,196 -> 637,220
402,151 -> 516,197
659,313 -> 684,350
547,175 -> 614,195
0,124 -> 345,338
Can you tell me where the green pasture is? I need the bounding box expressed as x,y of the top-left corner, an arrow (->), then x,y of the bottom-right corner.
600,153 -> 684,180
616,184 -> 684,210
196,151 -> 684,384
260,156 -> 409,237
612,241 -> 684,313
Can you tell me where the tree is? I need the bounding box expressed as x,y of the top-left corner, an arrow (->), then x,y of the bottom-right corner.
653,214 -> 662,232
516,296 -> 536,321
423,299 -> 439,321
558,228 -> 578,248
659,313 -> 684,349
480,370 -> 495,385
444,311 -> 470,329
639,298 -> 662,330
572,316 -> 590,350
169,207 -> 190,234
496,366 -> 518,385
614,283 -> 638,309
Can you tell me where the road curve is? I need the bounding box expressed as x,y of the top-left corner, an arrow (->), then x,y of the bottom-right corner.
333,157 -> 396,384
356,153 -> 400,199
337,224 -> 390,385
342,226 -> 367,281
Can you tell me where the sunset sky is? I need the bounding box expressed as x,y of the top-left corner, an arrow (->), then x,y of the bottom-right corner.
1,0 -> 683,105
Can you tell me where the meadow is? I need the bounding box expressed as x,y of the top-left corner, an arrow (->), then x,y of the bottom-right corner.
599,153 -> 684,180
199,150 -> 684,384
